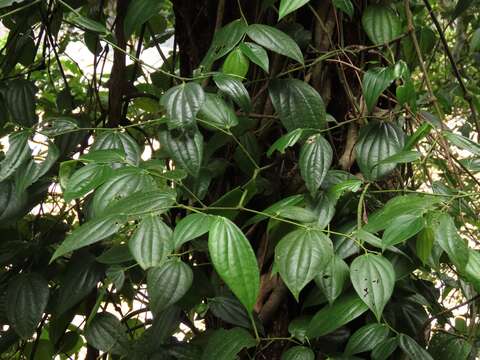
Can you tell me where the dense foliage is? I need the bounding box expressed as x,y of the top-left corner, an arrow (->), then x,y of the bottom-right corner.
0,0 -> 479,359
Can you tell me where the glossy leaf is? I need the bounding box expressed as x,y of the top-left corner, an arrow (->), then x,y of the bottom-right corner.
84,313 -> 129,355
382,214 -> 424,249
416,226 -> 434,265
372,337 -> 399,360
307,293 -> 369,338
90,132 -> 141,166
51,214 -> 127,262
269,79 -> 326,131
102,189 -> 176,217
278,0 -> 311,20
198,93 -> 239,129
398,333 -> 434,360
161,82 -> 205,130
173,213 -> 212,249
362,67 -> 396,112
247,24 -> 303,64
213,74 -> 251,111
362,5 -> 402,45
374,150 -> 421,166
281,346 -> 315,360
299,134 -> 333,196
314,255 -> 349,304
129,215 -> 173,270
0,131 -> 31,182
147,260 -> 193,314
70,14 -> 107,34
345,323 -> 390,355
239,42 -> 269,72
267,128 -> 309,157
201,327 -> 256,360
79,149 -> 126,163
6,273 -> 49,339
64,163 -> 113,202
222,47 -> 249,79
350,254 -> 395,320
208,216 -> 260,311
275,228 -> 333,300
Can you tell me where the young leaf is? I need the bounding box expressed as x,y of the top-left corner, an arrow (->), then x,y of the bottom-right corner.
63,163 -> 113,202
314,255 -> 349,304
362,5 -> 402,45
129,215 -> 174,270
201,327 -> 256,360
362,67 -> 396,112
6,273 -> 49,339
208,216 -> 260,312
246,24 -> 304,64
307,293 -> 369,338
267,128 -> 306,157
299,134 -> 333,196
213,74 -> 252,111
160,82 -> 205,130
281,346 -> 315,360
398,333 -> 434,360
0,131 -> 31,182
275,228 -> 333,300
382,214 -> 424,249
84,313 -> 129,355
51,214 -> 127,262
222,47 -> 250,79
350,254 -> 395,320
173,213 -> 212,249
239,42 -> 269,72
147,260 -> 193,314
198,93 -> 239,129
345,323 -> 390,355
269,79 -> 326,131
278,0 -> 311,20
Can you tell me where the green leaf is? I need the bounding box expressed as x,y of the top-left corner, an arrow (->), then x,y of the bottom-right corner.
239,42 -> 269,72
160,82 -> 205,130
173,213 -> 212,249
355,121 -> 405,180
102,189 -> 177,217
213,74 -> 251,111
350,254 -> 395,320
158,129 -> 204,176
201,327 -> 256,360
208,216 -> 260,312
382,214 -> 424,249
362,67 -> 396,112
40,116 -> 79,136
0,131 -> 31,182
281,346 -> 315,360
70,13 -> 108,34
430,213 -> 469,271
91,132 -> 141,166
428,332 -> 472,360
332,0 -> 354,18
464,249 -> 480,291
64,163 -> 113,202
299,134 -> 333,196
278,0 -> 311,20
5,79 -> 38,127
470,28 -> 480,52
79,149 -> 126,163
124,0 -> 163,36
97,244 -> 133,264
398,333 -> 433,360
147,260 -> 193,314
50,214 -> 127,262
0,1 -> 27,8
443,131 -> 480,156
209,297 -> 252,330
362,5 -> 402,45
404,123 -> 432,150
129,215 -> 173,270
267,128 -> 307,157
198,93 -> 239,129
244,194 -> 304,226
275,228 -> 333,300
6,273 -> 49,339
314,255 -> 349,304
307,293 -> 369,338
345,323 -> 390,355
84,313 -> 129,355
269,79 -> 326,131
374,150 -> 421,166
372,337 -> 399,360
222,47 -> 250,79
416,226 -> 434,265
246,24 -> 304,64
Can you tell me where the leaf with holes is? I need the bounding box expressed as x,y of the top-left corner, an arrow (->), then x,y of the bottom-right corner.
208,216 -> 259,312
239,42 -> 269,72
129,215 -> 173,270
147,260 -> 193,314
315,255 -> 349,304
362,5 -> 402,45
299,134 -> 333,196
198,93 -> 239,129
350,254 -> 395,320
276,228 -> 333,300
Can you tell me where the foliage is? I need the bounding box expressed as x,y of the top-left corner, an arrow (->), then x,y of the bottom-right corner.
0,0 -> 479,358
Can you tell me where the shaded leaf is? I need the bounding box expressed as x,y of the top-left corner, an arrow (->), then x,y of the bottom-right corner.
201,327 -> 256,360
299,134 -> 333,196
84,313 -> 129,355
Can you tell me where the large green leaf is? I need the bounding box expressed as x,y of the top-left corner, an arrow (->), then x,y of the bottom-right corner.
246,24 -> 304,64
51,214 -> 127,261
173,213 -> 212,249
278,0 -> 311,20
345,323 -> 390,355
160,82 -> 205,130
0,131 -> 31,182
129,215 -> 173,270
382,214 -> 424,249
64,163 -> 113,202
281,346 -> 315,360
238,42 -> 269,73
147,260 -> 193,314
84,312 -> 129,355
362,5 -> 402,45
314,255 -> 349,304
5,79 -> 38,127
124,0 -> 163,36
269,79 -> 326,131
158,129 -> 204,176
213,74 -> 251,111
350,254 -> 395,320
398,334 -> 433,360
90,132 -> 141,166
276,228 -> 333,300
362,67 -> 396,112
355,121 -> 405,180
198,93 -> 239,129
6,273 -> 49,339
201,327 -> 256,360
299,134 -> 333,196
208,216 -> 260,312
307,293 -> 369,338
102,189 -> 177,217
